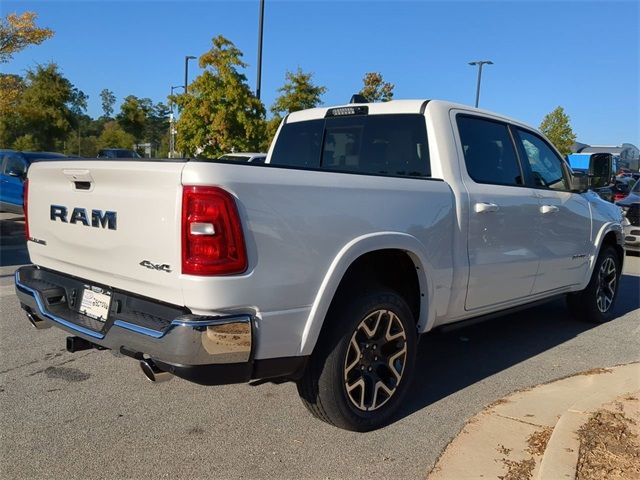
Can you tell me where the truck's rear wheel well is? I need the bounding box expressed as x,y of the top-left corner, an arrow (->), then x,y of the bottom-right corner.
601,231 -> 624,266
332,249 -> 421,323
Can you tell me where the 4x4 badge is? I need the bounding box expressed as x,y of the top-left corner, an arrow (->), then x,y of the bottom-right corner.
139,260 -> 171,273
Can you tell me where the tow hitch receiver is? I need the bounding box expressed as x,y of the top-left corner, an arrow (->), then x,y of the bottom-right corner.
66,336 -> 97,353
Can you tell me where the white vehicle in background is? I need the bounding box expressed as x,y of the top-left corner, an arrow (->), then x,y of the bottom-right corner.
217,152 -> 267,163
15,99 -> 624,431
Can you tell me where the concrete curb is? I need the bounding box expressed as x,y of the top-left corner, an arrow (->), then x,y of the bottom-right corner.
428,363 -> 640,480
537,363 -> 640,479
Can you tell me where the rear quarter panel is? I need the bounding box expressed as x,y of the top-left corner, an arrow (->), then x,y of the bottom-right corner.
181,162 -> 455,358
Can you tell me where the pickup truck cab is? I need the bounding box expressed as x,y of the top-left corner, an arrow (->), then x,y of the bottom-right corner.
15,100 -> 624,431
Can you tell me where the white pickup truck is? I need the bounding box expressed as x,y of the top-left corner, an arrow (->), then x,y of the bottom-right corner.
15,100 -> 624,431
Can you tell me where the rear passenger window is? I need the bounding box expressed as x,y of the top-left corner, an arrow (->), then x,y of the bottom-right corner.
457,115 -> 523,186
270,114 -> 430,177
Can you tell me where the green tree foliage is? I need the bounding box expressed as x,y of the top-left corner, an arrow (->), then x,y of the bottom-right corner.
539,106 -> 576,157
12,134 -> 38,151
173,35 -> 266,157
117,95 -> 151,142
1,63 -> 86,150
100,89 -> 116,118
270,68 -> 326,117
0,74 -> 24,144
144,102 -> 170,149
65,131 -> 98,157
359,72 -> 394,102
97,121 -> 135,150
0,11 -> 53,63
262,68 -> 326,151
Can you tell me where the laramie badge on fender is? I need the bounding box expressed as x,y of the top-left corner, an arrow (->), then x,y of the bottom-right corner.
50,205 -> 117,230
139,260 -> 172,273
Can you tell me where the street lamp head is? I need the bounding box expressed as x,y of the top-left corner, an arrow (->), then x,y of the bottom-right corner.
186,55 -> 196,60
469,60 -> 494,66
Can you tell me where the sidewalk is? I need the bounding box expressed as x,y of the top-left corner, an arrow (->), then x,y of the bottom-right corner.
428,363 -> 640,480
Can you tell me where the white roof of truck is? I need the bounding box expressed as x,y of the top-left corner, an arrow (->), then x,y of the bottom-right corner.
286,99 -> 534,131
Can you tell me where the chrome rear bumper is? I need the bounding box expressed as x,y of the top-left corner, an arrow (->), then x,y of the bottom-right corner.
15,266 -> 253,384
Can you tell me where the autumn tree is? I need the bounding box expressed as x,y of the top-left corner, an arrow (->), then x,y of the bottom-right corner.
1,63 -> 86,150
100,89 -> 116,118
1,12 -> 54,120
0,11 -> 53,63
172,35 -> 266,157
359,72 -> 394,102
539,106 -> 576,157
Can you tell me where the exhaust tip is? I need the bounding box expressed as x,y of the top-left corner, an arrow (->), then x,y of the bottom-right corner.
140,359 -> 172,383
25,310 -> 50,330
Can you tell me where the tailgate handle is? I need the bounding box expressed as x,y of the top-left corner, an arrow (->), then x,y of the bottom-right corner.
74,181 -> 91,190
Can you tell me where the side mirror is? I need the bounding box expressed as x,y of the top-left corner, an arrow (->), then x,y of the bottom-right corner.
570,171 -> 589,192
588,153 -> 613,189
6,169 -> 25,179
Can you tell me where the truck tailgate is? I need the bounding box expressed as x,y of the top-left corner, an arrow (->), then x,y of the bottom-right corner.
26,160 -> 186,306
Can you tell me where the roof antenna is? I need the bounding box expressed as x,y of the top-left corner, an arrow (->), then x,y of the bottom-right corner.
350,94 -> 368,104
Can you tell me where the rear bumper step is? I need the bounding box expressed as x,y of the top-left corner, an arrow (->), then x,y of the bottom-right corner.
15,266 -> 254,385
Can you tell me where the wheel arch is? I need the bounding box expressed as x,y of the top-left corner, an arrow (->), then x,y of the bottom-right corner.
298,232 -> 434,356
583,223 -> 625,288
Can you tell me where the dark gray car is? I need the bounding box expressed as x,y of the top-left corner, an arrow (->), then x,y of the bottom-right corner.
617,180 -> 640,253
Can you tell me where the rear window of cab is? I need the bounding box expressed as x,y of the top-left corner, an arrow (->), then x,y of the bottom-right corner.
270,114 -> 431,178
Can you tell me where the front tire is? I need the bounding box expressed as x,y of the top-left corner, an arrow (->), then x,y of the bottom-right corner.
567,245 -> 621,323
296,288 -> 417,431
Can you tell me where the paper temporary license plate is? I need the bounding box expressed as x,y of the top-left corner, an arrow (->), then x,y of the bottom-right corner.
79,286 -> 112,321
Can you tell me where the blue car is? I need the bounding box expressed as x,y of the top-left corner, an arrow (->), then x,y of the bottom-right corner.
0,150 -> 68,214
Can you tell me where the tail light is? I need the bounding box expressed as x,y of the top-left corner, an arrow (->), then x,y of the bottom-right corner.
24,178 -> 30,240
181,186 -> 247,276
614,192 -> 626,202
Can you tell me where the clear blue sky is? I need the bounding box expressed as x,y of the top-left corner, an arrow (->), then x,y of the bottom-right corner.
3,0 -> 638,145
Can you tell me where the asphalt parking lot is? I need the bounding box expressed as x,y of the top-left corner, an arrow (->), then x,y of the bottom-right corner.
1,214 -> 639,479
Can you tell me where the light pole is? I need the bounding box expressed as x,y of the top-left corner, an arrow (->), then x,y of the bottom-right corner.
468,60 -> 493,108
184,55 -> 196,94
256,0 -> 265,99
169,85 -> 184,158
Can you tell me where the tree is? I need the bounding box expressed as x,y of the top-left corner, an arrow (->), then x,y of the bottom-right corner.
539,106 -> 576,157
1,63 -> 86,150
144,102 -> 170,148
359,72 -> 394,102
97,121 -> 135,150
0,12 -> 54,63
0,12 -> 54,127
173,35 -> 266,157
117,95 -> 151,142
100,89 -> 116,118
0,74 -> 24,145
12,134 -> 38,151
270,68 -> 326,117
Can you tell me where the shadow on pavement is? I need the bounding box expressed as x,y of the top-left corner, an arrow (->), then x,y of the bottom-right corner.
0,217 -> 30,267
397,272 -> 639,423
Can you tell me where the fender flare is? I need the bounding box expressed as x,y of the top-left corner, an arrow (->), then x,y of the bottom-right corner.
581,222 -> 624,289
298,232 -> 435,356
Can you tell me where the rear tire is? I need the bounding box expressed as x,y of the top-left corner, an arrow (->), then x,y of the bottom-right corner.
296,288 -> 417,432
567,245 -> 621,323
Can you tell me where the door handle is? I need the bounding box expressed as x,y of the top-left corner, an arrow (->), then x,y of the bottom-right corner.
540,205 -> 559,214
474,202 -> 499,213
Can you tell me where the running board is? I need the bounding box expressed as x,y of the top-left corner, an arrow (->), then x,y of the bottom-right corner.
434,294 -> 566,333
